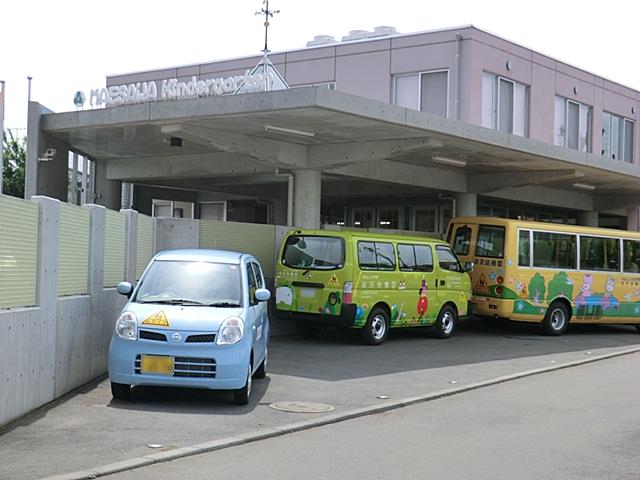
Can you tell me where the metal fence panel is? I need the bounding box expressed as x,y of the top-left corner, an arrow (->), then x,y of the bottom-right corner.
103,210 -> 126,287
199,220 -> 276,277
0,195 -> 38,308
136,214 -> 154,280
58,203 -> 90,296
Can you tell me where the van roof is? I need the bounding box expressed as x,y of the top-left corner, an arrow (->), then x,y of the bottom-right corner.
286,229 -> 448,245
153,249 -> 246,264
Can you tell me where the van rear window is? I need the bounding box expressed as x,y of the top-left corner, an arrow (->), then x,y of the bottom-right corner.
282,236 -> 344,270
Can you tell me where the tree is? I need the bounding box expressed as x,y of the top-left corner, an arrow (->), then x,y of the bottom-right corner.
2,130 -> 25,198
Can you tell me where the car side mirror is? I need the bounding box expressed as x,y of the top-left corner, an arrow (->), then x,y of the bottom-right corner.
463,261 -> 474,273
255,288 -> 271,302
117,281 -> 133,298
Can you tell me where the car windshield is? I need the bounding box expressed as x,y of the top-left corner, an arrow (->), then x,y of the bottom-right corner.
281,235 -> 344,270
134,260 -> 242,306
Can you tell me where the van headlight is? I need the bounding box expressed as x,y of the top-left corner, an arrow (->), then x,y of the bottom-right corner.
115,311 -> 138,340
217,317 -> 244,345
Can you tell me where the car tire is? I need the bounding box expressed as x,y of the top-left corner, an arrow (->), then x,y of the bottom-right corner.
635,324 -> 640,334
253,347 -> 267,379
435,305 -> 457,339
361,307 -> 389,345
543,302 -> 569,336
111,382 -> 131,401
233,363 -> 252,405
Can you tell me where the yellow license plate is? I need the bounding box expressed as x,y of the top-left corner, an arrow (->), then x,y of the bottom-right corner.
140,355 -> 174,375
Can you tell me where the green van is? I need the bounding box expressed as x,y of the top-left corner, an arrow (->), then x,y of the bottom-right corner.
275,229 -> 473,345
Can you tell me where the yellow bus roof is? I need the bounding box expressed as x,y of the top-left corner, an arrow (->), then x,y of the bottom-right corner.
451,216 -> 640,239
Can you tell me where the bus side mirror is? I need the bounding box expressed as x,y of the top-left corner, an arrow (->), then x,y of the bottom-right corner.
463,262 -> 474,273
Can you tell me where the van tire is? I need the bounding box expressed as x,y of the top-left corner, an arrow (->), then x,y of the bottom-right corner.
361,307 -> 389,345
111,382 -> 131,401
543,302 -> 569,336
435,305 -> 457,339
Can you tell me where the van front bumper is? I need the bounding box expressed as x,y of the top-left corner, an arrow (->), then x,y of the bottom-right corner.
275,304 -> 357,328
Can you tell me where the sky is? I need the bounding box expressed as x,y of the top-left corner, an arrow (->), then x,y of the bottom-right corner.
1,0 -> 639,133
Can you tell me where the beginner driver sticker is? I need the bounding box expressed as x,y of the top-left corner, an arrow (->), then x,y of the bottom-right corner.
142,310 -> 170,327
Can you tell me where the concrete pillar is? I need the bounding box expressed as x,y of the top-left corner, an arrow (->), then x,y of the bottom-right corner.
94,160 -> 121,210
456,192 -> 477,217
85,204 -> 106,378
31,196 -> 60,403
292,169 -> 321,229
627,206 -> 640,231
579,211 -> 599,227
122,209 -> 138,283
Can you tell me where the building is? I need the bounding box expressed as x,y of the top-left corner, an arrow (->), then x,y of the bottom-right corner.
27,25 -> 640,234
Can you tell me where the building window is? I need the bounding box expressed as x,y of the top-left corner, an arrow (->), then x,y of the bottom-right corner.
378,208 -> 400,229
152,199 -> 194,218
602,112 -> 634,163
482,73 -> 528,137
554,96 -> 591,152
414,207 -> 437,232
393,70 -> 448,117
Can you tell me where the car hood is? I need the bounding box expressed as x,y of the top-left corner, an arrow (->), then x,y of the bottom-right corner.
123,302 -> 244,332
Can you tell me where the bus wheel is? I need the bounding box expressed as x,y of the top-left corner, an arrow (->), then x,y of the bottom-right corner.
543,302 -> 569,336
361,307 -> 389,345
435,305 -> 457,339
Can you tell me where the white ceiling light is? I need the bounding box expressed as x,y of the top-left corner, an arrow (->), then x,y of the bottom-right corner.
264,125 -> 316,138
432,156 -> 467,168
572,182 -> 596,191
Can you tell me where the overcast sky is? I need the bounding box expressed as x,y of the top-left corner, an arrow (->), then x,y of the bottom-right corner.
1,0 -> 638,132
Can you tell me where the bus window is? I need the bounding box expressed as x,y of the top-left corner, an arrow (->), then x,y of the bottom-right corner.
452,226 -> 471,256
415,245 -> 434,272
623,239 -> 640,273
580,236 -> 620,272
518,230 -> 531,267
476,225 -> 505,258
533,231 -> 576,269
397,244 -> 416,271
436,245 -> 461,272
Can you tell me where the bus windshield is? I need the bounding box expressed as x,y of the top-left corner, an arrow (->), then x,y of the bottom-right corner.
281,235 -> 344,270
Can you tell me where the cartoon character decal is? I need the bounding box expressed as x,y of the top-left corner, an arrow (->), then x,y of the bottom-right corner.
574,274 -> 593,306
417,279 -> 429,319
601,277 -> 619,310
276,286 -> 293,306
320,291 -> 341,314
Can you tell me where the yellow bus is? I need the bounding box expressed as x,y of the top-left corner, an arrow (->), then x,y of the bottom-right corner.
275,229 -> 472,345
446,216 -> 640,335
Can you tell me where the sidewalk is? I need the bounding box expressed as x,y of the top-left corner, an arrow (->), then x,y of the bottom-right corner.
1,321 -> 639,480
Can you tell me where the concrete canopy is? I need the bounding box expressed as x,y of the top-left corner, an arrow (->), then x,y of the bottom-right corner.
40,87 -> 640,210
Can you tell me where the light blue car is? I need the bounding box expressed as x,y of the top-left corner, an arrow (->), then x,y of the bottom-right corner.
108,249 -> 270,405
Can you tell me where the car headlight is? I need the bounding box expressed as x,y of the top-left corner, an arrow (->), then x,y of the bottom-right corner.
217,317 -> 244,345
115,311 -> 138,341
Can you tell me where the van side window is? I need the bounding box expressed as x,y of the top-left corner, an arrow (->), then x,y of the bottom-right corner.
436,246 -> 461,272
414,245 -> 434,272
623,239 -> 640,273
453,226 -> 471,256
397,244 -> 416,271
476,225 -> 505,258
358,241 -> 396,270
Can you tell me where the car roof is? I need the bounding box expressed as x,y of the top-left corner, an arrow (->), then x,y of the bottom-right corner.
153,249 -> 247,264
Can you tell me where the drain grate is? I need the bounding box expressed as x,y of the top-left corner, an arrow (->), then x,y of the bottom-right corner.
269,401 -> 335,413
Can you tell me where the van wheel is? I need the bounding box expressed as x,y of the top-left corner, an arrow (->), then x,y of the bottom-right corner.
233,363 -> 252,405
435,305 -> 457,339
361,307 -> 389,345
543,302 -> 569,336
296,322 -> 322,339
111,382 -> 131,401
635,324 -> 640,334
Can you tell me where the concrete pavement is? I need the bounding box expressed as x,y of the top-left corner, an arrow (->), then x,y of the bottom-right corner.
0,321 -> 639,479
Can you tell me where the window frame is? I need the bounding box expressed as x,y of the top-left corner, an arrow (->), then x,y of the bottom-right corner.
392,69 -> 450,117
554,96 -> 592,152
482,72 -> 529,137
601,111 -> 634,163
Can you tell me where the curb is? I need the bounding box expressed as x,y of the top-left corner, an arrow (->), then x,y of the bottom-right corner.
42,346 -> 640,480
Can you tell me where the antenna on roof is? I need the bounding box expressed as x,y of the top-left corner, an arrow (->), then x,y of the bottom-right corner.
256,0 -> 280,53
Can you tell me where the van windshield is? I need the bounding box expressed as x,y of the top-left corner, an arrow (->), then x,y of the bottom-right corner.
282,235 -> 344,270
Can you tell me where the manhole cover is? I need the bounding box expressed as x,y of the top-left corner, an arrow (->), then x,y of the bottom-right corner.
269,401 -> 335,413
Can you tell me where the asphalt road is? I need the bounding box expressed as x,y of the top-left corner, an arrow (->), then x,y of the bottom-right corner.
1,321 -> 639,479
108,351 -> 640,480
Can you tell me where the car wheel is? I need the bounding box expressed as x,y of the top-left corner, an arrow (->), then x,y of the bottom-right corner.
253,347 -> 267,379
111,382 -> 131,401
361,307 -> 389,345
233,363 -> 252,405
435,305 -> 457,339
296,322 -> 322,339
635,324 -> 640,334
543,302 -> 569,336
